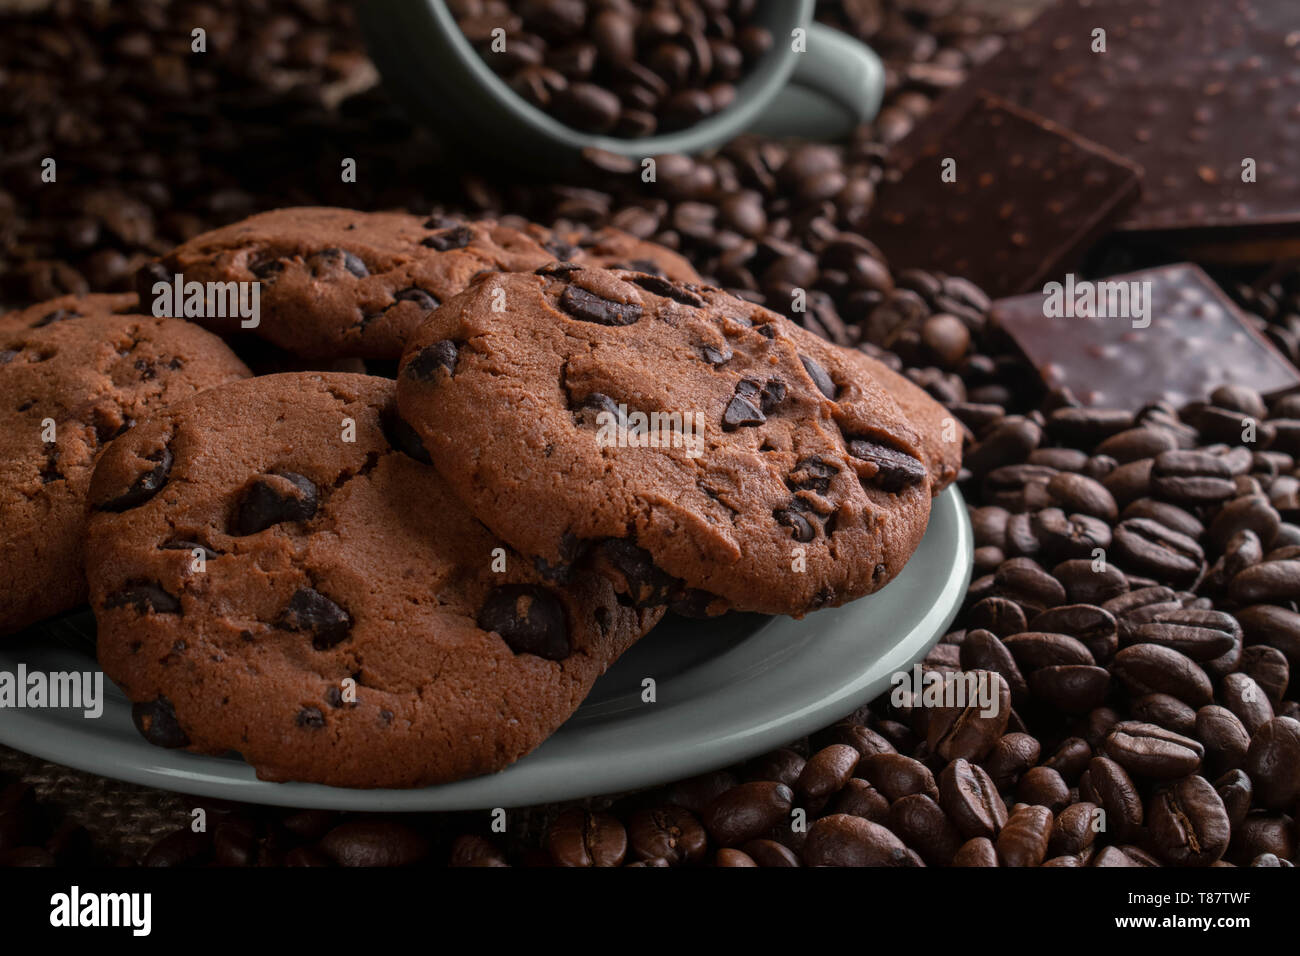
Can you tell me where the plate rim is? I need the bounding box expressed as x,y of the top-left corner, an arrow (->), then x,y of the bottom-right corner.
0,486 -> 971,811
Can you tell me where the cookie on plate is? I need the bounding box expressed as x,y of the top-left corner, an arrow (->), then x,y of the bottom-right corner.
140,207 -> 699,360
85,373 -> 659,788
0,294 -> 250,636
397,265 -> 937,618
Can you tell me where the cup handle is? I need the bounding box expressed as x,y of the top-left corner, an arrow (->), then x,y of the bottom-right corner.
746,23 -> 885,140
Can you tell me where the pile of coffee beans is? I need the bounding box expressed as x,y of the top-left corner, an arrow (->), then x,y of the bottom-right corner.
451,0 -> 772,136
0,779 -> 93,867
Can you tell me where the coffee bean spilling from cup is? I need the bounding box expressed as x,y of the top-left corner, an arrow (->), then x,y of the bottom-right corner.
451,0 -> 773,136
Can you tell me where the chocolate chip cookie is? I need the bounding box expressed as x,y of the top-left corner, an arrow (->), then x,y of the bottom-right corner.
397,265 -> 937,617
0,294 -> 250,637
86,373 -> 658,788
140,207 -> 699,360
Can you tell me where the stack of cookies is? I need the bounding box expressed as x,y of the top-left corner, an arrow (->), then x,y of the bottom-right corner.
1,207 -> 960,789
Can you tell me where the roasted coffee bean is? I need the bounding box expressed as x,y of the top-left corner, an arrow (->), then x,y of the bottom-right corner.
742,747 -> 806,787
449,835 -> 509,867
1220,673 -> 1273,735
1215,769 -> 1253,829
888,794 -> 961,865
662,771 -> 737,815
796,745 -> 859,802
996,804 -> 1052,867
1087,756 -> 1144,840
1052,559 -> 1128,606
702,781 -> 794,847
802,814 -> 923,867
1243,717 -> 1300,809
1111,644 -> 1213,706
993,557 -> 1066,613
856,753 -> 940,803
1229,559 -> 1300,604
1030,604 -> 1118,662
546,809 -> 628,867
1103,722 -> 1204,779
1238,645 -> 1289,706
938,758 -> 1007,840
1131,608 -> 1240,661
1029,447 -> 1089,472
1102,458 -> 1155,508
1131,694 -> 1198,737
626,807 -> 706,865
970,506 -> 1010,549
1151,450 -> 1236,504
926,671 -> 1010,761
1017,767 -> 1070,813
1031,508 -> 1112,560
967,597 -> 1027,637
1044,406 -> 1132,446
142,827 -> 212,867
1043,737 -> 1092,784
982,463 -> 1056,512
1098,427 -> 1177,463
1028,665 -> 1110,713
1230,811 -> 1296,864
1122,498 -> 1205,540
959,629 -> 1029,704
1147,774 -> 1230,866
1049,801 -> 1099,857
1003,513 -> 1040,558
952,836 -> 999,867
1236,604 -> 1300,671
319,821 -> 429,867
1003,632 -> 1095,670
714,848 -> 757,867
1196,706 -> 1251,777
1046,472 -> 1118,521
813,723 -> 894,758
1112,518 -> 1205,588
827,778 -> 889,822
964,417 -> 1041,476
983,733 -> 1041,790
736,838 -> 799,867
1207,494 -> 1280,554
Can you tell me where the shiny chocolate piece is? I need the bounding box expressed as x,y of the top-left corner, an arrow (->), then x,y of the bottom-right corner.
991,263 -> 1300,408
868,94 -> 1141,299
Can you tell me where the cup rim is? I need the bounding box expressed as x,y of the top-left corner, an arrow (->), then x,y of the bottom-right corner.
419,0 -> 815,158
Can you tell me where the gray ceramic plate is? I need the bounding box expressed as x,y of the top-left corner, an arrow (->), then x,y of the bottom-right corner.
0,486 -> 970,811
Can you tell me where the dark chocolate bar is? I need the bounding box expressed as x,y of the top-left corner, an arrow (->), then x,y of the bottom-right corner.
900,0 -> 1300,240
866,93 -> 1142,299
990,262 -> 1300,408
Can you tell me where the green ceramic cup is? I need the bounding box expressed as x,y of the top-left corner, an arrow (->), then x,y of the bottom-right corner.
359,0 -> 885,171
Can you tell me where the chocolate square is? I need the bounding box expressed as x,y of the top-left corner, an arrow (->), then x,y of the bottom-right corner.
901,0 -> 1300,240
990,262 -> 1300,408
866,93 -> 1142,299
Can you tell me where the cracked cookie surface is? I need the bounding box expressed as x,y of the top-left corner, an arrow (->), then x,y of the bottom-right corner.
397,266 -> 941,617
140,206 -> 700,360
86,373 -> 659,788
0,293 -> 249,636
